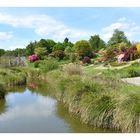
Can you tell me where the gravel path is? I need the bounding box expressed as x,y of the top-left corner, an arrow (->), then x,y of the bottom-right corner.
121,77 -> 140,86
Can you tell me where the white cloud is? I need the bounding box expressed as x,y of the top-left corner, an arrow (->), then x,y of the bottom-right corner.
101,17 -> 140,41
0,32 -> 13,40
0,13 -> 91,41
1,44 -> 26,51
0,92 -> 56,121
117,17 -> 127,22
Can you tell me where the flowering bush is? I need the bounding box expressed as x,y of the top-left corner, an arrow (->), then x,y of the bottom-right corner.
28,54 -> 39,62
122,46 -> 137,61
134,44 -> 140,58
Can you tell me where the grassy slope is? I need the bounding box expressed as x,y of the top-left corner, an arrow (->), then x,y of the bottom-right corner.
0,59 -> 139,132
27,61 -> 140,132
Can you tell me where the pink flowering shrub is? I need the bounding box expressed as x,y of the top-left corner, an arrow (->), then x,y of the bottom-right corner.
28,54 -> 39,62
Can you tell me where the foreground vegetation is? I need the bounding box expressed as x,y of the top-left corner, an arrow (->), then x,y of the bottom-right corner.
25,61 -> 140,133
0,67 -> 27,99
0,59 -> 140,132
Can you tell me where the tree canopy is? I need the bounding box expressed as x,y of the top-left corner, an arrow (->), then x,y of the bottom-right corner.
107,29 -> 130,46
74,40 -> 92,58
89,35 -> 106,52
0,49 -> 5,57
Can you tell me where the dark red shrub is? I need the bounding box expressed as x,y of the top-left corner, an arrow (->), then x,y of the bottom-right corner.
82,56 -> 91,64
122,46 -> 137,61
49,50 -> 65,60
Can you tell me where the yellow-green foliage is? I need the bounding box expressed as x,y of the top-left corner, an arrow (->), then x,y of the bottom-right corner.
34,47 -> 47,59
74,40 -> 92,57
135,44 -> 140,57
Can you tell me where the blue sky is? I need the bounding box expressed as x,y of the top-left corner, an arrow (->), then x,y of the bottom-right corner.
0,8 -> 140,50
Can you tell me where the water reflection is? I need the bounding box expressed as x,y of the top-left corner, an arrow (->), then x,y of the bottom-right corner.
0,89 -> 70,133
0,99 -> 7,115
0,81 -> 118,133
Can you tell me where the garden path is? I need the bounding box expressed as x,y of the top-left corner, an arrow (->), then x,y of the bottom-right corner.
122,77 -> 140,86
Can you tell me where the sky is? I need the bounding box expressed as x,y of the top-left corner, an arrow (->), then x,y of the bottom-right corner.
0,7 -> 140,50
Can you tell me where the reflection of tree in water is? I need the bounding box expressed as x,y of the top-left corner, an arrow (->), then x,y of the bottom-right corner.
27,80 -> 51,97
0,99 -> 7,115
8,85 -> 26,93
56,102 -> 116,133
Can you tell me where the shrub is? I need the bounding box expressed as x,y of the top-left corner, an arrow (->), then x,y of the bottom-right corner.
127,68 -> 140,77
122,46 -> 137,61
52,42 -> 65,51
49,50 -> 65,60
34,47 -> 47,59
104,46 -> 118,61
39,59 -> 59,73
28,54 -> 39,62
34,61 -> 40,68
69,53 -> 77,62
82,56 -> 91,64
118,43 -> 128,52
63,63 -> 83,75
135,43 -> 140,57
131,62 -> 140,67
74,40 -> 92,58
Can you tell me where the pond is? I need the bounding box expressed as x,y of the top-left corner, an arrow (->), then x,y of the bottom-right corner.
0,83 -> 118,133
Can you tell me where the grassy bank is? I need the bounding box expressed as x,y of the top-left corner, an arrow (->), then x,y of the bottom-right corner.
0,59 -> 139,132
0,67 -> 27,98
27,63 -> 140,133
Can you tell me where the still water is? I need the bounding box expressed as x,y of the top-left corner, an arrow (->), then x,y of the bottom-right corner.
0,84 -> 117,133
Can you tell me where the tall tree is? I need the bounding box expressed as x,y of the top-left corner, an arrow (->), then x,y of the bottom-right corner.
107,29 -> 130,46
37,39 -> 56,53
89,35 -> 106,52
26,41 -> 37,56
0,49 -> 5,57
52,42 -> 65,51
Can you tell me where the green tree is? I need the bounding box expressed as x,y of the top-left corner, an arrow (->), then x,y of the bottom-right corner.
26,41 -> 37,56
64,37 -> 69,43
52,42 -> 65,51
4,50 -> 15,56
108,29 -> 130,46
64,46 -> 74,54
37,39 -> 56,53
74,40 -> 92,58
0,49 -> 5,57
14,48 -> 26,57
89,35 -> 106,52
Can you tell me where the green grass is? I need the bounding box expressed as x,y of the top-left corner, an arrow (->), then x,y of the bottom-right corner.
0,67 -> 27,87
45,68 -> 140,132
1,59 -> 139,132
102,62 -> 140,78
24,60 -> 140,132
